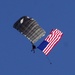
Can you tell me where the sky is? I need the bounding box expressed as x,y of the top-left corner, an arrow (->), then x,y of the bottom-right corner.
0,0 -> 75,75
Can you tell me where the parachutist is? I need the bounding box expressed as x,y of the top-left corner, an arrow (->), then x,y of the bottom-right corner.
13,16 -> 63,63
31,42 -> 36,53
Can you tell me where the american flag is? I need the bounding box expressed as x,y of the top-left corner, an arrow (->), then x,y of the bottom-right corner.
37,29 -> 63,55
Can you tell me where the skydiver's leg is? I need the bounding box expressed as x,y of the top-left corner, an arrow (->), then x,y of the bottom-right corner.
31,49 -> 35,53
31,42 -> 36,53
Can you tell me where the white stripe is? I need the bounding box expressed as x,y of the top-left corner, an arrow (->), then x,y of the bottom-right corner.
45,29 -> 57,42
45,34 -> 62,55
43,29 -> 63,55
43,29 -> 61,53
44,32 -> 62,54
45,36 -> 61,55
43,34 -> 61,55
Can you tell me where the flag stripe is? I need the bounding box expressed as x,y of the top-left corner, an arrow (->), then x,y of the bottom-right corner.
43,29 -> 63,55
44,34 -> 62,55
44,36 -> 61,55
43,30 -> 61,54
43,32 -> 57,53
46,37 -> 62,55
45,29 -> 61,42
45,29 -> 57,42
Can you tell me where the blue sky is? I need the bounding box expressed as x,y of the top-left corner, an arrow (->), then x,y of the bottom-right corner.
0,0 -> 75,75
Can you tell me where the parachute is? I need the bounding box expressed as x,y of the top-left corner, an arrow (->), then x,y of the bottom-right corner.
13,16 -> 46,52
13,16 -> 46,44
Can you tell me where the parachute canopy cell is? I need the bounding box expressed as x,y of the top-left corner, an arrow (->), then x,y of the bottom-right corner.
13,16 -> 46,43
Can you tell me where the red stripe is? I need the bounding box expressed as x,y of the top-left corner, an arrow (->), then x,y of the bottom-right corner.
45,36 -> 61,55
44,32 -> 61,54
43,29 -> 63,55
44,29 -> 61,52
45,29 -> 57,42
46,33 -> 63,55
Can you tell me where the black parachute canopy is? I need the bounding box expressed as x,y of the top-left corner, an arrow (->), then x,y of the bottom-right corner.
13,16 -> 46,44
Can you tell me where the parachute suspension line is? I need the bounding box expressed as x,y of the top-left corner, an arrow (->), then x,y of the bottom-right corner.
45,56 -> 52,64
